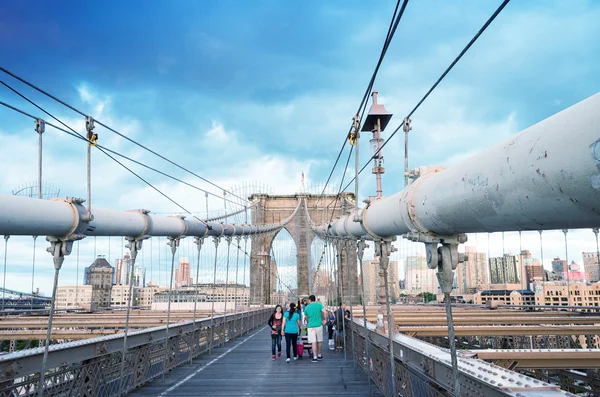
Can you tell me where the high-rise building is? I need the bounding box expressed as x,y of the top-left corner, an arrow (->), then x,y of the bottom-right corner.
84,256 -> 114,308
583,252 -> 600,282
114,253 -> 131,285
521,250 -> 543,290
456,247 -> 488,294
405,255 -> 438,295
551,257 -> 568,281
175,257 -> 193,288
361,259 -> 399,304
133,264 -> 146,287
489,254 -> 520,284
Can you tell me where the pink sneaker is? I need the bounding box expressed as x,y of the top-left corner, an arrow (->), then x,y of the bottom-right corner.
278,352 -> 281,358
272,355 -> 276,361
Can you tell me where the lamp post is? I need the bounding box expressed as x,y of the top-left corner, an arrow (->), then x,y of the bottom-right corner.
361,90 -> 392,200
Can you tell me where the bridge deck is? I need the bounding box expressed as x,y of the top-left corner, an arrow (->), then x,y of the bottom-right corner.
130,326 -> 382,397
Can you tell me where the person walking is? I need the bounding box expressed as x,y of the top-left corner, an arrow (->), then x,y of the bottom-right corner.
281,302 -> 301,363
303,294 -> 327,362
268,305 -> 284,360
334,302 -> 346,352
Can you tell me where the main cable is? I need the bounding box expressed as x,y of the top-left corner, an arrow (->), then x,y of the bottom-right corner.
342,0 -> 511,192
315,0 -> 409,208
0,66 -> 249,204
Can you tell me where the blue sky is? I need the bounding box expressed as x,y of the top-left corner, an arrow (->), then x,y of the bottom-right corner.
1,1 -> 600,294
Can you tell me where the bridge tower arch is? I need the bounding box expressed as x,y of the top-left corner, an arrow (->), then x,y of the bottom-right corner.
249,193 -> 357,305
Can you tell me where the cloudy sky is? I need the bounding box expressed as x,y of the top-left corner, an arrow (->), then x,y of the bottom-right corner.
1,0 -> 599,295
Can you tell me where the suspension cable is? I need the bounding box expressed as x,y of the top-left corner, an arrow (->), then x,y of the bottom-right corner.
162,237 -> 179,382
224,237 -> 232,315
75,241 -> 80,307
0,67 -> 249,204
233,236 -> 241,338
563,229 -> 570,302
357,240 -> 373,397
242,235 -> 248,334
342,0 -> 512,192
209,237 -> 220,354
118,239 -> 143,396
344,240 -> 357,377
316,0 -> 409,207
191,236 -> 204,363
1,235 -> 9,311
37,258 -> 60,397
31,236 -> 37,310
0,97 -> 220,222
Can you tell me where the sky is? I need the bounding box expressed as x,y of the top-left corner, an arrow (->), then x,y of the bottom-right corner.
1,0 -> 600,295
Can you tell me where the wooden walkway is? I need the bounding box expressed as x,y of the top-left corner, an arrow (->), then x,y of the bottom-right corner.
130,326 -> 383,396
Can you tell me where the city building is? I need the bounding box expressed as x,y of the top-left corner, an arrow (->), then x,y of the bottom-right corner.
535,281 -> 600,307
114,253 -> 131,285
551,257 -> 568,281
583,251 -> 599,282
473,289 -> 536,306
456,246 -> 488,294
84,256 -> 114,308
489,254 -> 520,284
56,284 -> 164,308
56,285 -> 92,308
175,257 -> 193,288
405,255 -> 438,295
152,284 -> 250,311
521,250 -> 544,290
133,264 -> 146,287
361,259 -> 399,304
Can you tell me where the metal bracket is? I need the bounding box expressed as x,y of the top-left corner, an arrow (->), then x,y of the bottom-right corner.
403,117 -> 412,133
35,118 -> 45,134
403,232 -> 468,293
86,116 -> 98,146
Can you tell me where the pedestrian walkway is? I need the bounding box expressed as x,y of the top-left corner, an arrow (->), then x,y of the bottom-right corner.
130,326 -> 383,396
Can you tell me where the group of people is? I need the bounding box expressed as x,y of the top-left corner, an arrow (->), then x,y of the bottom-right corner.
267,296 -> 350,363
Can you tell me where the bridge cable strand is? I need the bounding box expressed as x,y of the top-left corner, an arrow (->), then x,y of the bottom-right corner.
315,0 -> 408,209
356,240 -> 374,396
38,256 -> 61,397
31,236 -> 37,310
563,229 -> 570,303
224,237 -> 232,316
1,236 -> 8,312
75,242 -> 80,307
0,96 -> 215,227
342,0 -> 512,192
321,146 -> 354,238
191,237 -> 204,359
119,238 -> 142,396
0,67 -> 249,205
162,238 -> 179,382
0,99 -> 242,210
233,236 -> 241,338
209,238 -> 219,354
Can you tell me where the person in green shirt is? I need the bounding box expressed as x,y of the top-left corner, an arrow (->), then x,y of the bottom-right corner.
303,294 -> 327,362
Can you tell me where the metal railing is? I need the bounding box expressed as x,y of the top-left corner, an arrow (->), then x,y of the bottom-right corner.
347,318 -> 575,397
0,308 -> 271,397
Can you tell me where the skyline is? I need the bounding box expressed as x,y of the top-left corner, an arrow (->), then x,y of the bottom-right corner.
1,1 -> 600,294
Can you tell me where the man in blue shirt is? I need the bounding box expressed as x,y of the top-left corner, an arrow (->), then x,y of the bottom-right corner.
303,294 -> 327,362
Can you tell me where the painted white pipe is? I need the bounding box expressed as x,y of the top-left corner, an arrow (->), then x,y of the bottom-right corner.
317,92 -> 600,239
0,194 -> 285,238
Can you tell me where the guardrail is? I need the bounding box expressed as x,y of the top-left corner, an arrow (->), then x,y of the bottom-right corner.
348,318 -> 576,397
0,308 -> 271,396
